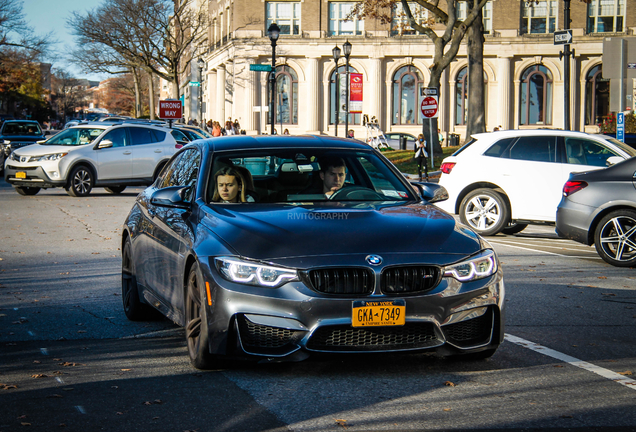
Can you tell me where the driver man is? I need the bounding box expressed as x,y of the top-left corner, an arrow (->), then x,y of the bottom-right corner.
304,156 -> 347,198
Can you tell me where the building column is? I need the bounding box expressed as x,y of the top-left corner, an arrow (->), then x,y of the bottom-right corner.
216,64 -> 226,124
241,58 -> 257,134
305,56 -> 320,134
498,55 -> 513,130
208,69 -> 218,122
369,56 -> 383,130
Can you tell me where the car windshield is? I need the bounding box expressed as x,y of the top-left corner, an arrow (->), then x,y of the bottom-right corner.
208,149 -> 416,203
43,128 -> 105,146
2,122 -> 42,136
188,127 -> 212,138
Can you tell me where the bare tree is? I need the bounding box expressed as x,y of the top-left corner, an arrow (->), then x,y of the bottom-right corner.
352,0 -> 488,155
50,69 -> 88,121
0,0 -> 51,58
69,0 -> 207,106
466,0 -> 486,139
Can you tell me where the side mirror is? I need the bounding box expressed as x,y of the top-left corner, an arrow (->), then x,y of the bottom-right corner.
98,139 -> 113,149
150,186 -> 191,210
413,182 -> 449,204
606,156 -> 624,167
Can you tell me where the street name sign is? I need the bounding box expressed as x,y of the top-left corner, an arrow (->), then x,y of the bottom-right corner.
554,30 -> 572,45
158,100 -> 183,120
250,64 -> 273,72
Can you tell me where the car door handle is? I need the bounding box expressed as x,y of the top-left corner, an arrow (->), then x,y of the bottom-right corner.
123,151 -> 132,155
154,149 -> 162,153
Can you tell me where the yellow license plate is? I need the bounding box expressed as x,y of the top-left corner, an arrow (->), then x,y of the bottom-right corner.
16,171 -> 26,179
352,300 -> 405,327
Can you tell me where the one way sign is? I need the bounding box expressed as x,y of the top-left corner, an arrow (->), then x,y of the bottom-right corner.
554,29 -> 572,45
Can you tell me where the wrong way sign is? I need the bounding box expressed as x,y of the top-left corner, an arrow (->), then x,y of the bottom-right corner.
158,100 -> 183,120
421,96 -> 438,118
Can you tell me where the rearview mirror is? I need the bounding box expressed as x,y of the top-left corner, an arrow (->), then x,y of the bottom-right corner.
98,139 -> 113,149
413,183 -> 449,204
150,186 -> 191,210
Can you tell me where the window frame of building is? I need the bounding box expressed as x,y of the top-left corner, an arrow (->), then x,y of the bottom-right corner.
456,1 -> 493,34
519,64 -> 553,126
392,65 -> 424,126
328,2 -> 364,36
455,66 -> 488,126
266,2 -> 301,36
329,65 -> 361,126
587,0 -> 625,33
268,65 -> 299,125
391,2 -> 428,36
585,64 -> 610,126
520,1 -> 557,35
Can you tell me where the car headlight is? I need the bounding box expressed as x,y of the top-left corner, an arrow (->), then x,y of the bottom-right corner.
443,249 -> 498,282
35,152 -> 67,161
215,257 -> 298,288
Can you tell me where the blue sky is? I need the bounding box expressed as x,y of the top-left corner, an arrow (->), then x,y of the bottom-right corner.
23,0 -> 107,80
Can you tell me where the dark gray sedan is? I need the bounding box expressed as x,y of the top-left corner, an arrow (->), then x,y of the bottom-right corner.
122,135 -> 505,369
556,157 -> 636,267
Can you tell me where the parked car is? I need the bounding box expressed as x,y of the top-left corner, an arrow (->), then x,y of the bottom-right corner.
556,156 -> 636,267
0,120 -> 48,173
4,123 -> 178,197
436,130 -> 636,236
121,135 -> 505,369
384,132 -> 417,150
176,125 -> 212,139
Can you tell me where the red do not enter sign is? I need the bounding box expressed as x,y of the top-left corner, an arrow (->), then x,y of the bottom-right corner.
421,96 -> 438,118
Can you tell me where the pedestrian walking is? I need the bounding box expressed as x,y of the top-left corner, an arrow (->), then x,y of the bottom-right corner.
414,134 -> 429,181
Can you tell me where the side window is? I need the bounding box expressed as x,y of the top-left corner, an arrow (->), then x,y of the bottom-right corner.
171,129 -> 189,143
158,149 -> 201,201
566,138 -> 619,167
128,127 -> 154,145
484,137 -> 515,158
101,128 -> 128,147
509,136 -> 557,162
152,130 -> 167,142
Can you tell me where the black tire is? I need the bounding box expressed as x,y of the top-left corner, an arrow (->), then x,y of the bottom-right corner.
594,209 -> 636,267
67,165 -> 94,197
15,186 -> 41,196
459,188 -> 510,236
121,237 -> 154,320
185,263 -> 226,370
502,222 -> 528,235
105,186 -> 126,194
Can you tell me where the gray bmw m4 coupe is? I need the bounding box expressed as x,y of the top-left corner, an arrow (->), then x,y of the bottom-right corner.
121,135 -> 505,369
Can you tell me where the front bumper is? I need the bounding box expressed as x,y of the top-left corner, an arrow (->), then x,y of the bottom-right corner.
200,259 -> 505,360
4,163 -> 66,188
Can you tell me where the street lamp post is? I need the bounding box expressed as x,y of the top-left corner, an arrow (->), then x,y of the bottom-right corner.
343,40 -> 352,138
268,23 -> 280,135
197,58 -> 205,124
332,45 -> 341,137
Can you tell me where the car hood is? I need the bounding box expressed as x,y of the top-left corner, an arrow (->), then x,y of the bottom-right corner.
1,135 -> 45,141
13,144 -> 81,156
200,202 -> 483,266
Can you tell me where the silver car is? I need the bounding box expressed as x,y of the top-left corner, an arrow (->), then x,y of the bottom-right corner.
3,123 -> 178,197
556,156 -> 636,267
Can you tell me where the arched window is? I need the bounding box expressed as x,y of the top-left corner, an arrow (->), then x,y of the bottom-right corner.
519,64 -> 553,125
329,64 -> 361,125
585,65 -> 610,126
268,65 -> 298,125
392,65 -> 424,125
455,66 -> 488,125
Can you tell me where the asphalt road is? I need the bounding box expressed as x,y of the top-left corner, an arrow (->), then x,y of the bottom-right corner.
1,178 -> 635,432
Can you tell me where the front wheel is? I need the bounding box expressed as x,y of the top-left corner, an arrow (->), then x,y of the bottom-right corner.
67,166 -> 94,197
15,186 -> 41,196
459,188 -> 510,236
594,210 -> 636,267
185,263 -> 227,370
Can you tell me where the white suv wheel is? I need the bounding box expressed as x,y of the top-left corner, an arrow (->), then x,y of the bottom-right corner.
460,188 -> 510,236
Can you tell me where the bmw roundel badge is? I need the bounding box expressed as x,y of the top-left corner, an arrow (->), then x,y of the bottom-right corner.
366,255 -> 383,266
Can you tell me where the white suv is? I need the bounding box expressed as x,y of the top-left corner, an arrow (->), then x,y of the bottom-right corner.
436,129 -> 636,236
3,123 -> 179,197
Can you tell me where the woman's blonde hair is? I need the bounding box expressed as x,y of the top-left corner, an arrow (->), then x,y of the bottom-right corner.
212,166 -> 247,202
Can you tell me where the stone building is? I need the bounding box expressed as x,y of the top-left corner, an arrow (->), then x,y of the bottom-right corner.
179,0 -> 635,140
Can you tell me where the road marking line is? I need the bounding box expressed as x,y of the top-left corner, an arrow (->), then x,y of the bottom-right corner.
75,406 -> 86,414
56,377 -> 64,384
505,334 -> 636,390
490,241 -> 602,259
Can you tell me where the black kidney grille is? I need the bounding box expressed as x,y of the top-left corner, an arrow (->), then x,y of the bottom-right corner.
307,323 -> 438,351
443,309 -> 493,346
382,266 -> 441,294
308,268 -> 374,295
